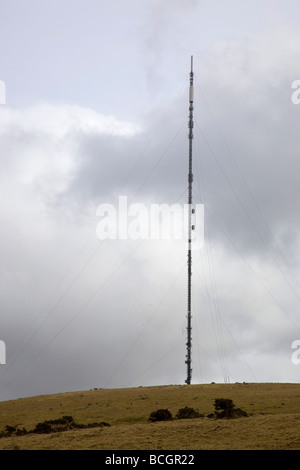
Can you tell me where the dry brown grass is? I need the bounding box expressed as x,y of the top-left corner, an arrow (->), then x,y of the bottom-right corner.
0,382 -> 300,450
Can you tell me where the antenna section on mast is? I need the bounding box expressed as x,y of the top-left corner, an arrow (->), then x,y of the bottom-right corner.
189,55 -> 194,103
185,55 -> 194,385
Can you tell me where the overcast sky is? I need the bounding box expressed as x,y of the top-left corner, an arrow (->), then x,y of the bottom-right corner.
1,0 -> 300,401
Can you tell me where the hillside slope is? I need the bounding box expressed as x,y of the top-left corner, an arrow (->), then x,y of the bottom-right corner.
0,382 -> 299,450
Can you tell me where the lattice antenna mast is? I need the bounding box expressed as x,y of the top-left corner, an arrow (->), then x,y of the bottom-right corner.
185,56 -> 194,385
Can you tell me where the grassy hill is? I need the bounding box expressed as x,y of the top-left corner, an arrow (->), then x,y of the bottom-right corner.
0,382 -> 300,450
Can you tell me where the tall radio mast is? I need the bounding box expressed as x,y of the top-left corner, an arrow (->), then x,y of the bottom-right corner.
185,56 -> 194,385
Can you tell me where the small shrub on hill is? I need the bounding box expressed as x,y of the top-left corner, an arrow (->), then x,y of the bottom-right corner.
0,425 -> 28,438
175,406 -> 204,419
0,415 -> 110,438
148,409 -> 173,422
32,421 -> 52,434
212,398 -> 248,419
4,425 -> 17,436
32,415 -> 76,434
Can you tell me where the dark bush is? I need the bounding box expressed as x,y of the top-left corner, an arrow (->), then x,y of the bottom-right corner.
44,416 -> 76,429
148,409 -> 173,422
0,414 -> 110,439
15,427 -> 28,436
0,425 -> 28,437
86,421 -> 110,428
32,421 -> 53,434
175,406 -> 203,419
51,415 -> 74,425
213,398 -> 247,419
30,415 -> 108,434
4,425 -> 17,436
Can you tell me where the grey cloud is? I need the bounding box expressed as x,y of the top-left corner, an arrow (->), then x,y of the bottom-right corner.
2,5 -> 300,401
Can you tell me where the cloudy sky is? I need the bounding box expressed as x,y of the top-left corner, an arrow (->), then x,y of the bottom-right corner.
1,0 -> 300,401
